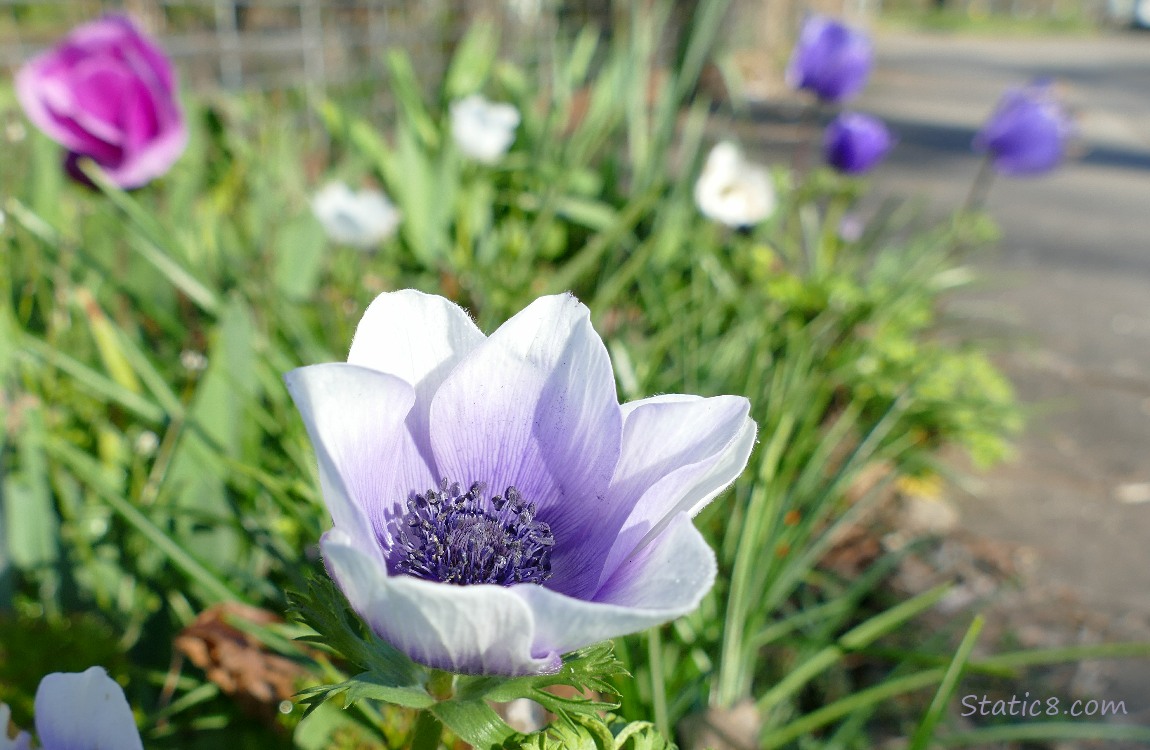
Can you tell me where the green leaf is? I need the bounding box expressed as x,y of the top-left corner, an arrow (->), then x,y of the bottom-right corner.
3,404 -> 58,570
274,213 -> 328,300
611,719 -> 677,750
288,573 -> 426,695
461,642 -> 626,707
909,615 -> 984,750
432,699 -> 516,749
444,23 -> 499,99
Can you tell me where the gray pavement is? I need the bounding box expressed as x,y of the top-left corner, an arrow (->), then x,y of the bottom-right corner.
858,28 -> 1150,712
860,28 -> 1150,609
728,25 -> 1150,720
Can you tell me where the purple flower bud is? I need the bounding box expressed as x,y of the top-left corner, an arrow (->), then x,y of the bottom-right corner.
823,112 -> 894,174
16,14 -> 187,189
786,15 -> 873,103
973,80 -> 1073,177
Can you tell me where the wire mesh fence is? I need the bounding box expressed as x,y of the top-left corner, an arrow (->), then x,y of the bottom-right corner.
0,0 -> 567,93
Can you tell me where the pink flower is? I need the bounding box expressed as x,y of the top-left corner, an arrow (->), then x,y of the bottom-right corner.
16,14 -> 187,188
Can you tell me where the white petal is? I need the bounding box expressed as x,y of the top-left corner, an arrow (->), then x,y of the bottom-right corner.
285,363 -> 435,553
600,395 -> 755,584
0,704 -> 31,750
322,531 -> 559,676
515,513 -> 715,655
312,182 -> 401,249
34,667 -> 142,750
451,95 -> 520,163
428,293 -> 622,598
347,290 -> 486,469
694,142 -> 776,227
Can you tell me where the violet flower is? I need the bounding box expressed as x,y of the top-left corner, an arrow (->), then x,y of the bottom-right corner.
823,112 -> 894,174
450,94 -> 521,164
0,667 -> 142,750
786,15 -> 873,103
15,14 -> 186,189
694,142 -> 777,228
974,80 -> 1073,176
286,291 -> 756,676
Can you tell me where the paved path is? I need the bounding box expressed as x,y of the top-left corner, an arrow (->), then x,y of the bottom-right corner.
860,28 -> 1150,610
730,26 -> 1150,717
857,29 -> 1150,711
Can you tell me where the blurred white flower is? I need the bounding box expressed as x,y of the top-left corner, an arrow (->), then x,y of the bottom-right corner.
694,142 -> 777,228
450,94 -> 520,164
311,182 -> 401,250
0,667 -> 142,750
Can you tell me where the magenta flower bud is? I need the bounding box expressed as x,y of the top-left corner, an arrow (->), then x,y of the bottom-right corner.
16,14 -> 187,189
786,15 -> 873,103
974,80 -> 1073,177
823,112 -> 894,174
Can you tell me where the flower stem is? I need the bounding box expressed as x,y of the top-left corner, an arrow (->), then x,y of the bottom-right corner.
648,626 -> 670,739
409,709 -> 443,750
962,156 -> 996,214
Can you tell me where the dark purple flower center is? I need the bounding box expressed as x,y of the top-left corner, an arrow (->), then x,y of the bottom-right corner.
388,480 -> 554,586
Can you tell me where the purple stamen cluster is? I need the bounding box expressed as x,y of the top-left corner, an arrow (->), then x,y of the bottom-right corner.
388,480 -> 554,586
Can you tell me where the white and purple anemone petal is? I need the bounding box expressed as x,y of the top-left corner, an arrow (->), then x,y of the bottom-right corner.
348,289 -> 486,470
34,667 -> 143,750
516,513 -> 716,656
287,291 -> 755,676
322,529 -> 560,675
285,363 -> 435,554
426,294 -> 623,598
598,394 -> 756,584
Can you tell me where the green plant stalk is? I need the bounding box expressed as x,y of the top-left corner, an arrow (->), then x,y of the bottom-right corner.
760,668 -> 947,749
937,722 -> 1150,746
647,626 -> 670,739
409,709 -> 444,750
908,615 -> 984,750
714,415 -> 793,707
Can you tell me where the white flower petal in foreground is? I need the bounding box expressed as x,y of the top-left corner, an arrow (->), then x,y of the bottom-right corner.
10,667 -> 143,750
311,182 -> 401,250
286,290 -> 756,675
0,704 -> 32,750
694,141 -> 777,228
450,94 -> 521,164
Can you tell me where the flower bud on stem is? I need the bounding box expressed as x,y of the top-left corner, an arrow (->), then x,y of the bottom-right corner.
427,669 -> 456,701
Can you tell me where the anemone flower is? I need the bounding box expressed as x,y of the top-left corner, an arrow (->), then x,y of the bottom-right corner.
311,182 -> 401,250
694,141 -> 777,228
823,112 -> 895,174
16,14 -> 186,188
450,94 -> 520,164
0,667 -> 142,750
786,15 -> 873,103
974,79 -> 1073,176
286,291 -> 756,676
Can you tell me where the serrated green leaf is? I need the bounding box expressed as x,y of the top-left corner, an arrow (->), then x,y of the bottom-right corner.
461,641 -> 626,705
342,672 -> 436,710
611,720 -> 676,750
288,573 -> 426,688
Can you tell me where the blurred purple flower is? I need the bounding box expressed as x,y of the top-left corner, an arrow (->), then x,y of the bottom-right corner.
823,112 -> 894,174
974,80 -> 1073,176
786,15 -> 873,103
16,14 -> 187,188
286,291 -> 756,676
0,667 -> 142,750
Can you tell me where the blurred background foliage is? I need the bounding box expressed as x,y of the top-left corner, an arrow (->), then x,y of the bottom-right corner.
5,0 -> 1115,747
